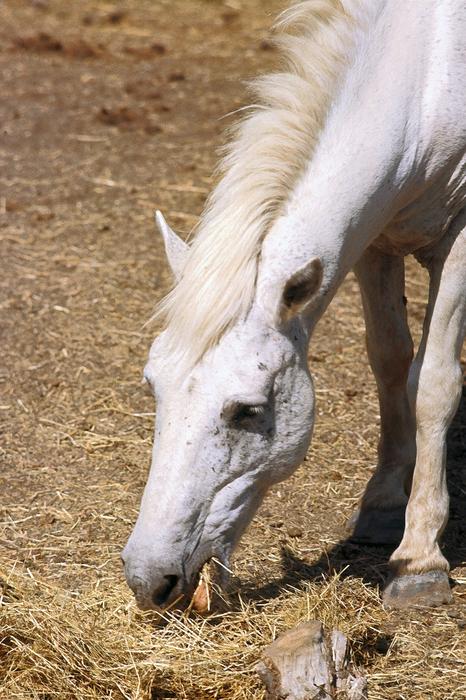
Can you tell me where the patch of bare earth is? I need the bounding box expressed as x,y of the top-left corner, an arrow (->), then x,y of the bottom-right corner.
0,1 -> 465,698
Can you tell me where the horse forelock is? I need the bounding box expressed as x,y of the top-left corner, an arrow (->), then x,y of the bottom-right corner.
155,0 -> 370,370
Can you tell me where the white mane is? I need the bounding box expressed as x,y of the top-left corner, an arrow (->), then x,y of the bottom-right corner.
157,0 -> 368,368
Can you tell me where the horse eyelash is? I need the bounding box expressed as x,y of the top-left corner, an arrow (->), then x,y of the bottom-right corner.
232,404 -> 266,422
248,406 -> 265,415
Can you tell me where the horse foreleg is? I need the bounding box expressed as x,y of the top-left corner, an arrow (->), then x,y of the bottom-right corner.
384,221 -> 466,608
349,247 -> 416,544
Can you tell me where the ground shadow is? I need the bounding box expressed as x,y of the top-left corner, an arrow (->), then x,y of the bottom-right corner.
443,379 -> 466,570
237,381 -> 465,605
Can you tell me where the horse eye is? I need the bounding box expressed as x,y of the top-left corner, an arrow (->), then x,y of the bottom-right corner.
232,404 -> 265,424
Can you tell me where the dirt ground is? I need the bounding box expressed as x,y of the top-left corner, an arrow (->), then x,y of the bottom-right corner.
1,1 -> 465,698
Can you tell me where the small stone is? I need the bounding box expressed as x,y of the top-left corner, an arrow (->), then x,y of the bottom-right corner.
144,123 -> 162,135
151,42 -> 166,55
222,10 -> 240,25
108,10 -> 126,24
447,609 -> 462,619
98,106 -> 138,126
33,206 -> 54,222
168,71 -> 185,82
259,38 -> 275,51
286,525 -> 303,538
329,470 -> 342,481
66,39 -> 98,59
345,388 -> 358,398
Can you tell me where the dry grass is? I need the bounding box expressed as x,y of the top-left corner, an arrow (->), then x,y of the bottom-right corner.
2,564 -> 465,699
1,1 -> 465,699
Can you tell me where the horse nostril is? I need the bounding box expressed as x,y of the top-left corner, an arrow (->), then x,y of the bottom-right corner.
151,575 -> 179,607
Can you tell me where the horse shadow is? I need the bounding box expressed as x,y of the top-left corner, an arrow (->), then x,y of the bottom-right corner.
238,381 -> 466,604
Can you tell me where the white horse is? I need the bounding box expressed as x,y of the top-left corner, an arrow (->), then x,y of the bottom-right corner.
122,0 -> 466,610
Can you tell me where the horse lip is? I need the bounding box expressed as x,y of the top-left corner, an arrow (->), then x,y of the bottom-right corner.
136,595 -> 159,611
190,553 -> 230,594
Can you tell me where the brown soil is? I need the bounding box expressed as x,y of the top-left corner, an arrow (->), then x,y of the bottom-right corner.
1,1 -> 465,699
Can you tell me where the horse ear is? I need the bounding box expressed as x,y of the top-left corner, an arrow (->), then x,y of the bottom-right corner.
155,210 -> 189,282
280,257 -> 323,322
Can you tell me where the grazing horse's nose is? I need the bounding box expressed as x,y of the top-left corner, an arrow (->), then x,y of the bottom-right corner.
151,574 -> 179,607
121,544 -> 184,609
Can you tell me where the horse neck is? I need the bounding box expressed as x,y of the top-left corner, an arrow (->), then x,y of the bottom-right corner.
256,0 -> 435,325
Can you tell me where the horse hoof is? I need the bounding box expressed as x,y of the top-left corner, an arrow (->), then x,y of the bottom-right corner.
382,570 -> 452,609
346,507 -> 405,545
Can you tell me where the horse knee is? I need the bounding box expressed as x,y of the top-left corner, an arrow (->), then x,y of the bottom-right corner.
416,360 -> 463,432
367,331 -> 413,388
